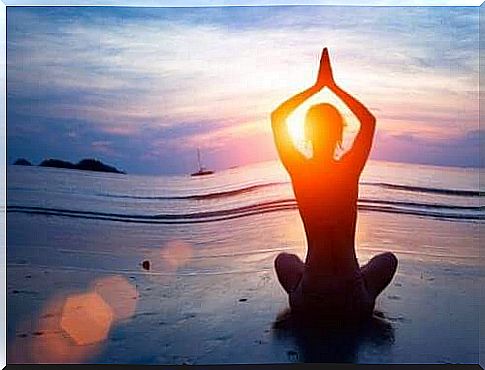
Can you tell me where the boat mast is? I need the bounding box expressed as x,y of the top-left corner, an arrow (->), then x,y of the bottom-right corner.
197,148 -> 202,171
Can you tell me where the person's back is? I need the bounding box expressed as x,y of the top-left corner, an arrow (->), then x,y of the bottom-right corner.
292,161 -> 359,274
271,48 -> 398,322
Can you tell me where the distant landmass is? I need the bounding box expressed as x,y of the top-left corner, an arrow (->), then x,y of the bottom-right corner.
39,159 -> 77,170
13,158 -> 32,166
13,158 -> 126,174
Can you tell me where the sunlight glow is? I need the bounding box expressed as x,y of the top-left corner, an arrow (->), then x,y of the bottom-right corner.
9,275 -> 140,363
60,292 -> 114,346
93,276 -> 139,322
286,87 -> 360,158
9,296 -> 102,363
163,240 -> 193,269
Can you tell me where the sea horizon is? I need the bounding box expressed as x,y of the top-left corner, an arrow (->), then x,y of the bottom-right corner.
7,156 -> 484,178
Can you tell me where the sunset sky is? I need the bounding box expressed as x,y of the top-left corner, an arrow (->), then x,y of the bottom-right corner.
7,6 -> 479,174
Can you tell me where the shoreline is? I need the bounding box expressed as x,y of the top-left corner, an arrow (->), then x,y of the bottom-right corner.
7,211 -> 482,364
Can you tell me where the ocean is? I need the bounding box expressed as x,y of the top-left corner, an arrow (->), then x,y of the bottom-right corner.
6,159 -> 483,364
7,159 -> 483,224
6,159 -> 483,272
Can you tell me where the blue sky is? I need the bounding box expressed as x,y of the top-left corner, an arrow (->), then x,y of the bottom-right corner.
6,6 -> 480,174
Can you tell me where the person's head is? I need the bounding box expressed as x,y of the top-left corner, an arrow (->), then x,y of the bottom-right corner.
304,103 -> 344,159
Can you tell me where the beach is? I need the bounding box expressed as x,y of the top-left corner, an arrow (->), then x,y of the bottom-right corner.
6,160 -> 483,364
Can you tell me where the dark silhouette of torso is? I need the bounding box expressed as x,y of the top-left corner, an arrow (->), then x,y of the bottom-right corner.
287,158 -> 375,321
290,158 -> 360,277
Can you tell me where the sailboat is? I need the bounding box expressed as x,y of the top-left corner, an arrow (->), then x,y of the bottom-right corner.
190,148 -> 214,177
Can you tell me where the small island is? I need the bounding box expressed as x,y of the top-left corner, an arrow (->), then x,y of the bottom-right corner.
13,158 -> 126,174
13,158 -> 32,166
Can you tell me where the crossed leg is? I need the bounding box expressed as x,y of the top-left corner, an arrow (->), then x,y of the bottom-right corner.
275,251 -> 398,299
274,252 -> 305,294
360,252 -> 398,300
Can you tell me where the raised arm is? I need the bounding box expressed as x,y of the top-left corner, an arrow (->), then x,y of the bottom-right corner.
311,47 -> 375,174
271,85 -> 319,172
271,49 -> 331,172
332,83 -> 375,174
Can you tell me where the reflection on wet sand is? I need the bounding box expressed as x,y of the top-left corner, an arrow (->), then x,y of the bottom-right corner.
9,275 -> 138,363
9,239 -> 196,364
272,309 -> 395,363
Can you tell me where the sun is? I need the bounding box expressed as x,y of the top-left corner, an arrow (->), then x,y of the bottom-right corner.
283,87 -> 359,158
286,109 -> 306,149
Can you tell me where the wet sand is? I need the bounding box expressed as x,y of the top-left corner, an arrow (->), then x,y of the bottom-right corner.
7,210 -> 482,364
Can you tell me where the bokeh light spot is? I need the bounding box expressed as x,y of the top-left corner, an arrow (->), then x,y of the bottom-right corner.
93,275 -> 139,321
60,292 -> 114,345
163,240 -> 193,269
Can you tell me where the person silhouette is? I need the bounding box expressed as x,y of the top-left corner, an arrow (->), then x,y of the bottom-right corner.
271,48 -> 397,322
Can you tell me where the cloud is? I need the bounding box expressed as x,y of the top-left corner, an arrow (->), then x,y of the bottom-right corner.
6,6 -> 480,173
372,129 -> 481,167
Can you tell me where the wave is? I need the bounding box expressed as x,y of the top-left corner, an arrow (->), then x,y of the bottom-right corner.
100,182 -> 287,200
361,182 -> 482,197
7,198 -> 484,224
9,180 -> 481,202
94,181 -> 482,201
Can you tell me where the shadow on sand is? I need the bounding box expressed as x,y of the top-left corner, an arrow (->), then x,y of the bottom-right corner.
272,309 -> 395,363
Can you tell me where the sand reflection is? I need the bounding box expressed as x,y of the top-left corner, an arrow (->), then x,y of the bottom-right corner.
10,274 -> 138,363
272,309 -> 394,363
